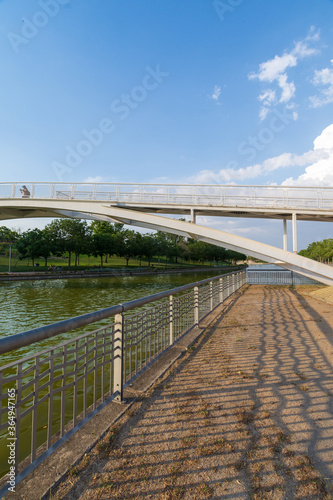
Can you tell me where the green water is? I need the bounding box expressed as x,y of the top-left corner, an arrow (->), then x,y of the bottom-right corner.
0,270 -> 225,366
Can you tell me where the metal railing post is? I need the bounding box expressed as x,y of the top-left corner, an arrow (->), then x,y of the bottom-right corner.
113,313 -> 124,402
219,278 -> 223,303
169,295 -> 174,345
194,286 -> 199,325
210,281 -> 213,310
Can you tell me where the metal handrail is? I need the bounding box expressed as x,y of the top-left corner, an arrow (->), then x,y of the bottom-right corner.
1,182 -> 332,212
0,272 -> 239,356
1,181 -> 333,188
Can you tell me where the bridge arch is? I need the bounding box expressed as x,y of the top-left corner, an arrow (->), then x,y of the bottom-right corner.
1,197 -> 333,286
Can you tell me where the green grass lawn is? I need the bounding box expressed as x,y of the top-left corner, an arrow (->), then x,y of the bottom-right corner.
0,253 -> 229,273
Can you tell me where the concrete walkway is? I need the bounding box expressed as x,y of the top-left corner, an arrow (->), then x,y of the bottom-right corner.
16,285 -> 333,499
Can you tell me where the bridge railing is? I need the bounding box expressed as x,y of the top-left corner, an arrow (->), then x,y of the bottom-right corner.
1,182 -> 332,210
0,270 -> 246,494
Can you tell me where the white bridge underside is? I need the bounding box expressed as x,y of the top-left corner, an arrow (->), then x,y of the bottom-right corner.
1,198 -> 333,286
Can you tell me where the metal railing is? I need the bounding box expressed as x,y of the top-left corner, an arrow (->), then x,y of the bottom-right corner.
246,267 -> 321,285
1,182 -> 333,210
0,270 -> 246,494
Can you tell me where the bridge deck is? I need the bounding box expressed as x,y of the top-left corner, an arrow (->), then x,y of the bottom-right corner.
1,181 -> 333,222
14,284 -> 333,499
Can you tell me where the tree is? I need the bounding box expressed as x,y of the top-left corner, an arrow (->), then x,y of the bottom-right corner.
45,219 -> 89,270
225,249 -> 246,265
188,240 -> 210,265
16,229 -> 45,270
299,238 -> 333,263
117,230 -> 138,267
0,227 -> 19,255
0,227 -> 19,243
154,233 -> 169,266
156,220 -> 187,264
90,221 -> 124,263
38,229 -> 53,267
90,220 -> 124,235
91,233 -> 116,267
141,234 -> 158,267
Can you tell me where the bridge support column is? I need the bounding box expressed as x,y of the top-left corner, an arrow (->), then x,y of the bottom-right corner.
190,209 -> 196,224
283,219 -> 288,251
292,213 -> 298,253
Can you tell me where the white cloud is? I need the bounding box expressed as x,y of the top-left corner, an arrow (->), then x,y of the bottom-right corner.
310,60 -> 333,108
83,176 -> 104,183
209,85 -> 222,103
258,89 -> 276,105
313,123 -> 333,149
249,53 -> 297,83
249,29 -> 320,120
192,123 -> 333,185
258,90 -> 276,120
283,123 -> 333,186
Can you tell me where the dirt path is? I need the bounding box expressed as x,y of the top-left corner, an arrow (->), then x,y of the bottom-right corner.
52,285 -> 333,499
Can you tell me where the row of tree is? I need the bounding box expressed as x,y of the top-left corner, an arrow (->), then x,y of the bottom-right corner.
0,220 -> 246,270
299,238 -> 333,263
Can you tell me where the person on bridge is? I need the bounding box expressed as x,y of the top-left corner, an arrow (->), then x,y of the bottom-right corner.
20,185 -> 30,198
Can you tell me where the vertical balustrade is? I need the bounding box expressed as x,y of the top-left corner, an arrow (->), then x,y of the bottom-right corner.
83,340 -> 88,417
169,295 -> 174,345
31,357 -> 39,462
93,333 -> 98,410
194,286 -> 199,325
113,313 -> 124,403
48,352 -> 54,448
61,346 -> 67,437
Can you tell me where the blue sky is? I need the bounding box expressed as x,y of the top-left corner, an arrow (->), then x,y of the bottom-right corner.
1,0 -> 333,249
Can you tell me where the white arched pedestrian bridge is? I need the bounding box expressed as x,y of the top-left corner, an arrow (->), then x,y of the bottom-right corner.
1,182 -> 333,285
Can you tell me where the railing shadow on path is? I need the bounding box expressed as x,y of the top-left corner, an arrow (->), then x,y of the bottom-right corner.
50,285 -> 333,500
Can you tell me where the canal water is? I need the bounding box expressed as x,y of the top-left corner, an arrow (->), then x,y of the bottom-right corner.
0,270 -> 225,366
